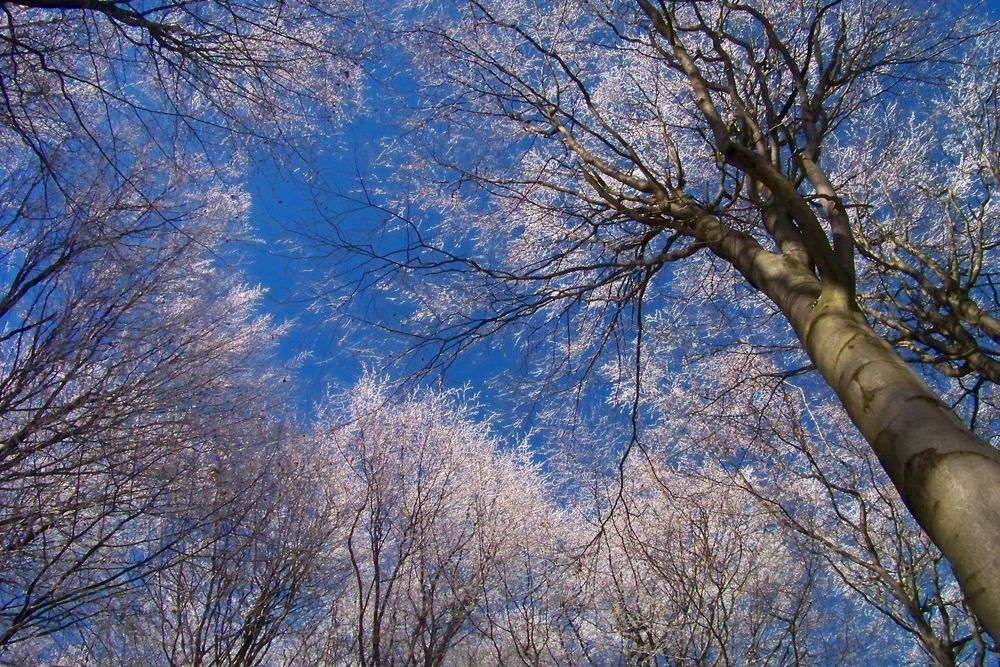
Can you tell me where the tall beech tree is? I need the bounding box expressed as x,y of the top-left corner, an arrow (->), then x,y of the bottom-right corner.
312,380 -> 556,667
0,0 -> 361,647
0,132 -> 291,648
329,0 -> 1000,638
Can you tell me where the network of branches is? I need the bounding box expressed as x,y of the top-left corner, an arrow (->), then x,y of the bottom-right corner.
0,0 -> 999,665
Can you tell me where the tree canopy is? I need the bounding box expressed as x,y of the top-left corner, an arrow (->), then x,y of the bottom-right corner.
1,0 -> 1000,665
330,0 -> 1000,641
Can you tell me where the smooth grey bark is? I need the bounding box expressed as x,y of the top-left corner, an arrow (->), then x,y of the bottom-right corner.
698,214 -> 1000,641
800,287 -> 1000,643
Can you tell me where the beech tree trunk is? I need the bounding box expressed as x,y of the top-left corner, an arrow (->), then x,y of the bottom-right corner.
707,220 -> 1000,639
797,285 -> 1000,641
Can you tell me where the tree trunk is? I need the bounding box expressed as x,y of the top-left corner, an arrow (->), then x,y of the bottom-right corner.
700,219 -> 1000,639
794,284 -> 1000,641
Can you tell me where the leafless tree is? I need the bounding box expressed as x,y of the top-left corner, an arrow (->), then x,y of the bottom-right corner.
0,0 -> 360,181
320,0 -> 1000,637
749,392 -> 996,666
123,435 -> 337,667
0,0 -> 362,654
0,138 -> 284,653
309,379 -> 556,667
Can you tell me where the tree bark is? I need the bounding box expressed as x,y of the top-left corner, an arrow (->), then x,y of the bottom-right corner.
796,285 -> 1000,642
697,213 -> 1000,639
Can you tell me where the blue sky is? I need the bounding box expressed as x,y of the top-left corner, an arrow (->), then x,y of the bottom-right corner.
241,49 -> 546,422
